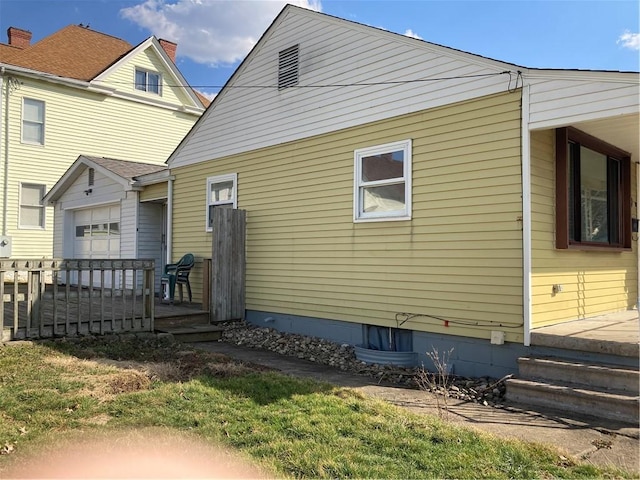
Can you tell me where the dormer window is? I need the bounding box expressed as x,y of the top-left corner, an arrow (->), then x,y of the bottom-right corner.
278,45 -> 299,89
135,68 -> 161,95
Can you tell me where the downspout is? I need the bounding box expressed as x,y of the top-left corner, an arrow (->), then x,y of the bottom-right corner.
0,66 -> 7,237
166,177 -> 173,265
521,83 -> 532,346
637,164 -> 639,311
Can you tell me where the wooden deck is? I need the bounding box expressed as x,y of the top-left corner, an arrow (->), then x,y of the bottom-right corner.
2,285 -> 209,341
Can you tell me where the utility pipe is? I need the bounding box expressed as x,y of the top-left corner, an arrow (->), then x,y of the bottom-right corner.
1,66 -> 8,237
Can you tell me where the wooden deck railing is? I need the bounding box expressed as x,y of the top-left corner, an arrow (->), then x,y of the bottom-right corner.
1,259 -> 155,341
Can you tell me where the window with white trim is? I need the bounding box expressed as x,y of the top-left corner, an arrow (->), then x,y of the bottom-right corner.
135,68 -> 162,95
206,173 -> 237,231
354,139 -> 412,222
19,183 -> 46,228
22,98 -> 45,144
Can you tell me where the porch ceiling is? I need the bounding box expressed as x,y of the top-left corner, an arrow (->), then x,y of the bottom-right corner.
573,113 -> 640,163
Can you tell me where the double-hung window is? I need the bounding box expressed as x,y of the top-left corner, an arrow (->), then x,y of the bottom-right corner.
19,183 -> 46,229
354,139 -> 412,222
556,127 -> 631,249
22,98 -> 45,145
206,173 -> 237,231
135,68 -> 161,95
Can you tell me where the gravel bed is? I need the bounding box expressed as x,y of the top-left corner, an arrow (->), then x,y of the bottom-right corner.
220,321 -> 508,406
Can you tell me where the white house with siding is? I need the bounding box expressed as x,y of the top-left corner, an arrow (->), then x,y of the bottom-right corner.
43,155 -> 170,290
169,6 -> 637,377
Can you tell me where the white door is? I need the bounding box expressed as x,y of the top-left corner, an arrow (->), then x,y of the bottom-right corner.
73,205 -> 120,287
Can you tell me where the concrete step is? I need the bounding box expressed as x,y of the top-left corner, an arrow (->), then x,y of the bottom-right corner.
155,324 -> 223,343
506,378 -> 639,425
518,357 -> 640,393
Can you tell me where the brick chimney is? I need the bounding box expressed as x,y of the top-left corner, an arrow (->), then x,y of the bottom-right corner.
159,39 -> 177,62
7,27 -> 32,49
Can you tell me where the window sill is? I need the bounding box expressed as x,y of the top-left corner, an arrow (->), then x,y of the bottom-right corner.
354,215 -> 411,223
560,244 -> 632,253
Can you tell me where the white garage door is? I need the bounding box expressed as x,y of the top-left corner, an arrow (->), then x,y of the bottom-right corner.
74,205 -> 120,259
73,206 -> 121,288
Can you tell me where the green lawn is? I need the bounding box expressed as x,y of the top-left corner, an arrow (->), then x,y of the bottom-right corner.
0,337 -> 630,478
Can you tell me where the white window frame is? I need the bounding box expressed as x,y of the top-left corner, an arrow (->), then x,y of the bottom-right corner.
19,183 -> 46,229
21,98 -> 45,145
353,139 -> 412,222
134,68 -> 162,95
206,173 -> 237,232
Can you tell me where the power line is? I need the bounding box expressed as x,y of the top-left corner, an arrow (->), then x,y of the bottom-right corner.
99,71 -> 514,90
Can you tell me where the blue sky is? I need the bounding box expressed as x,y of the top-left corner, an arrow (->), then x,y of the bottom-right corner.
1,0 -> 638,99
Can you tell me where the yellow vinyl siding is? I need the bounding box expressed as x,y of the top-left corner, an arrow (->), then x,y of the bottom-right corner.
2,77 -> 198,257
530,129 -> 638,328
140,182 -> 168,201
172,91 -> 524,341
100,48 -> 191,106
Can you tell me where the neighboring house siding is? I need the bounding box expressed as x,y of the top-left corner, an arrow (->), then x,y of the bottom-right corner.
172,91 -> 524,342
139,182 -> 168,201
170,10 -> 514,168
99,48 -> 192,106
530,129 -> 638,328
2,77 -> 197,257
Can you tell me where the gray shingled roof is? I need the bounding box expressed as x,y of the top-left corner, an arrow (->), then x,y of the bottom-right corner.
83,156 -> 166,180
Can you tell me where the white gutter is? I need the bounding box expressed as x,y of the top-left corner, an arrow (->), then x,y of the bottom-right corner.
521,83 -> 532,346
166,178 -> 173,265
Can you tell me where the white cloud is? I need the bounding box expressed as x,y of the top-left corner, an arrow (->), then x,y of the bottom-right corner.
120,0 -> 322,66
197,89 -> 217,102
617,30 -> 640,50
403,29 -> 422,40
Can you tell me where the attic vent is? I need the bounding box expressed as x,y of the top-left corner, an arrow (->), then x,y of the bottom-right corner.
88,168 -> 95,186
278,44 -> 299,89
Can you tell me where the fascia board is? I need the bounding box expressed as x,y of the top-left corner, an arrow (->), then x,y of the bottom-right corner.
0,63 -> 91,88
525,69 -> 640,84
44,156 -> 132,204
166,4 -> 292,167
134,169 -> 173,186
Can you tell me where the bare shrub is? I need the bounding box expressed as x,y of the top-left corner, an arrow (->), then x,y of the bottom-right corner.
415,348 -> 454,420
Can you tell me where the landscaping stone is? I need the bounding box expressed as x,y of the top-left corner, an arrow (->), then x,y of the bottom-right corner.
220,321 -> 508,405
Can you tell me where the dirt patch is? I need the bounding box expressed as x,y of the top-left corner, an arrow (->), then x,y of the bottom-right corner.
105,370 -> 151,394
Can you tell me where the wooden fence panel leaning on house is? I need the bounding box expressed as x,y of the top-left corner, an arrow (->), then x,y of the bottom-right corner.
211,208 -> 246,322
0,259 -> 155,341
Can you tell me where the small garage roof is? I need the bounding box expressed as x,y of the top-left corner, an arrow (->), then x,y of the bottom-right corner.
43,155 -> 167,204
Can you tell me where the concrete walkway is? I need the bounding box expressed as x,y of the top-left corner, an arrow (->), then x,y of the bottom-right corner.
195,341 -> 640,475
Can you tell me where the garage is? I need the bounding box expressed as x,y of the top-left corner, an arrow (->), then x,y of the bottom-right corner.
74,205 -> 120,259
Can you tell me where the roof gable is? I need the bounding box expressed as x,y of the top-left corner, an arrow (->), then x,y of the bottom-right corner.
167,5 -> 518,168
0,25 -> 132,81
94,36 -> 204,109
44,156 -> 166,204
168,5 -> 638,169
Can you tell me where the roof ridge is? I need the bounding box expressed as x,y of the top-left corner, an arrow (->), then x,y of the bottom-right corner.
35,24 -> 133,48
